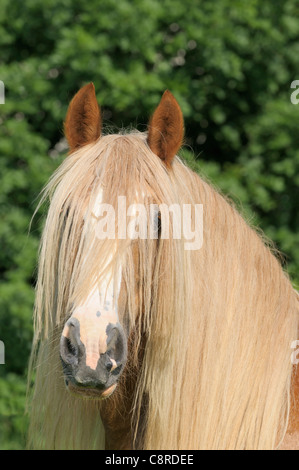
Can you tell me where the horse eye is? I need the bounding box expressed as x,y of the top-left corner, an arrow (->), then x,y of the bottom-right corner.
152,211 -> 161,238
157,212 -> 161,237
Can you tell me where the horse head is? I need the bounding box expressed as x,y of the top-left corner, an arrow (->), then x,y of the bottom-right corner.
58,83 -> 184,400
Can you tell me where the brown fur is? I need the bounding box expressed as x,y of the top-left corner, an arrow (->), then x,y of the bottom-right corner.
64,82 -> 101,152
147,90 -> 184,167
100,331 -> 147,450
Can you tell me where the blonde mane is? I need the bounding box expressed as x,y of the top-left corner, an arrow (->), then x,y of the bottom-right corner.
28,131 -> 299,450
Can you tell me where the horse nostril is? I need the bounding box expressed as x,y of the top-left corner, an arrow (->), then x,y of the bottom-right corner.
104,354 -> 119,373
60,335 -> 78,366
106,324 -> 127,368
66,338 -> 77,356
60,317 -> 83,367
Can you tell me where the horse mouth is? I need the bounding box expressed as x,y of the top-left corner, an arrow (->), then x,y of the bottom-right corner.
66,381 -> 117,399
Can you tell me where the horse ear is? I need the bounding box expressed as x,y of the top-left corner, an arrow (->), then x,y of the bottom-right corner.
64,83 -> 101,152
147,90 -> 184,167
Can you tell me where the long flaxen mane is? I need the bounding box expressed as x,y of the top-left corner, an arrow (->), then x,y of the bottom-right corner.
28,86 -> 299,450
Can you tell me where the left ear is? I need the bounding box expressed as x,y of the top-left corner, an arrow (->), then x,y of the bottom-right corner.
64,82 -> 102,153
147,90 -> 184,167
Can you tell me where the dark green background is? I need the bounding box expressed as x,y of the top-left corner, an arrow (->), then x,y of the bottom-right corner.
0,0 -> 298,449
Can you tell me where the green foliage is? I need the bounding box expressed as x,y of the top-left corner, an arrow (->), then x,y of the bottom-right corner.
0,375 -> 28,449
0,0 -> 298,448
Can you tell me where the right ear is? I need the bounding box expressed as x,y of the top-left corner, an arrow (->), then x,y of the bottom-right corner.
147,90 -> 184,168
64,83 -> 102,153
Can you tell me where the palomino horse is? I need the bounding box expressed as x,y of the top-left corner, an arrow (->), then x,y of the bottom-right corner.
28,83 -> 299,450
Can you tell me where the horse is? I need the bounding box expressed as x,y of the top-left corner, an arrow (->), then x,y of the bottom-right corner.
28,83 -> 299,450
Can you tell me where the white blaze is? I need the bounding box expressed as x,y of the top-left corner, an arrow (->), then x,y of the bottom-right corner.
64,186 -> 122,370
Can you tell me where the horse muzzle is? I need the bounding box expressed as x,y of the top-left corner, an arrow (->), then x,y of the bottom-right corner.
59,317 -> 127,399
